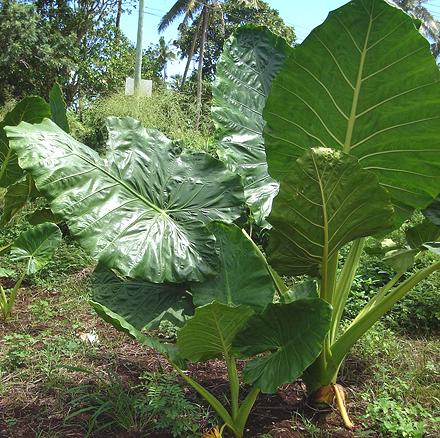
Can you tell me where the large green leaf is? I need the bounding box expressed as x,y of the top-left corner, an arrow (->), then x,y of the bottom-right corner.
190,222 -> 275,310
91,265 -> 194,331
6,117 -> 245,283
49,82 -> 70,133
267,147 -> 394,276
1,175 -> 39,224
405,220 -> 440,249
233,299 -> 331,394
177,302 -> 254,362
213,26 -> 288,226
264,0 -> 440,220
10,222 -> 62,274
0,97 -> 50,187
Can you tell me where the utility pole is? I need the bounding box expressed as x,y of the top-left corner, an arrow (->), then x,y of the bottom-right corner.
134,0 -> 145,96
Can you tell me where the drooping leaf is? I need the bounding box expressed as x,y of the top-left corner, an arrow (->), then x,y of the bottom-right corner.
233,299 -> 331,393
282,280 -> 318,303
267,147 -> 394,276
6,117 -> 245,283
10,222 -> 62,274
0,97 -> 50,187
190,222 -> 274,310
27,208 -> 61,225
49,82 -> 70,133
405,220 -> 440,249
213,26 -> 288,226
264,0 -> 440,223
1,175 -> 39,224
90,301 -> 184,366
383,248 -> 419,273
423,196 -> 440,226
177,302 -> 254,362
422,242 -> 440,255
91,265 -> 194,331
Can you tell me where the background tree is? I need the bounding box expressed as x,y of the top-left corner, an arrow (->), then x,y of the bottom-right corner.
394,0 -> 440,59
0,2 -> 75,105
158,37 -> 177,81
174,0 -> 295,81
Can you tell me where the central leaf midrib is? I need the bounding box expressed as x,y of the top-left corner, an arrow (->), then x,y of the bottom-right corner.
76,152 -> 167,216
343,7 -> 373,153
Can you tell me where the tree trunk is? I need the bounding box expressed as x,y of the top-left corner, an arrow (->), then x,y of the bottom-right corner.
180,18 -> 202,91
196,5 -> 209,130
116,0 -> 122,28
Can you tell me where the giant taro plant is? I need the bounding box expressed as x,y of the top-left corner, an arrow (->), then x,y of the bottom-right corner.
4,0 -> 440,432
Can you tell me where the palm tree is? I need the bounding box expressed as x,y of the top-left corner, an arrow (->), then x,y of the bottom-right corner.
158,37 -> 177,81
158,0 -> 259,128
394,0 -> 440,59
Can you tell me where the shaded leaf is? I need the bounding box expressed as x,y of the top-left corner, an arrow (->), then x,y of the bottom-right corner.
27,208 -> 61,225
383,248 -> 419,273
11,222 -> 62,274
90,301 -> 184,366
191,222 -> 274,310
6,117 -> 245,283
213,26 -> 288,226
1,175 -> 39,224
233,299 -> 331,393
91,265 -> 194,331
405,220 -> 440,249
423,196 -> 440,226
0,97 -> 50,187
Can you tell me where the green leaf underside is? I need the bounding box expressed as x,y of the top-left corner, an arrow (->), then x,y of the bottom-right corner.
49,83 -> 70,133
423,196 -> 440,226
405,220 -> 440,249
1,175 -> 38,224
6,117 -> 245,283
233,300 -> 332,393
264,0 -> 440,219
267,147 -> 394,276
0,97 -> 50,187
91,265 -> 194,331
90,301 -> 182,365
10,222 -> 62,274
384,248 -> 419,272
177,302 -> 254,362
191,222 -> 275,310
213,26 -> 288,226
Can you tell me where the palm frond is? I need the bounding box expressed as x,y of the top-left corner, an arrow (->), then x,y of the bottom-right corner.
158,0 -> 192,32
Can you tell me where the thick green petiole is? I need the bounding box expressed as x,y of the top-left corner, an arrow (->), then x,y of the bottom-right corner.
173,356 -> 260,438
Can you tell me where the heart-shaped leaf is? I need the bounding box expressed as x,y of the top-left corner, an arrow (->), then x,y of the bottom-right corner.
6,117 -> 245,283
264,0 -> 440,222
49,83 -> 70,133
177,302 -> 254,362
190,222 -> 275,310
233,299 -> 331,393
213,26 -> 288,226
11,222 -> 62,274
267,147 -> 394,276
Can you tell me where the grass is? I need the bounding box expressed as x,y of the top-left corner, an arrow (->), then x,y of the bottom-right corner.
0,218 -> 439,436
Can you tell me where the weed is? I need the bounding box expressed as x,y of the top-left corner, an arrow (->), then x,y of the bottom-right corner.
1,333 -> 36,370
28,299 -> 54,322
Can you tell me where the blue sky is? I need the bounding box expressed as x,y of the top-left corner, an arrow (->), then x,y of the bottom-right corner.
120,0 -> 440,77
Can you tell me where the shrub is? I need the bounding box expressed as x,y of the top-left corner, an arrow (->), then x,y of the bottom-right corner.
79,89 -> 214,153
